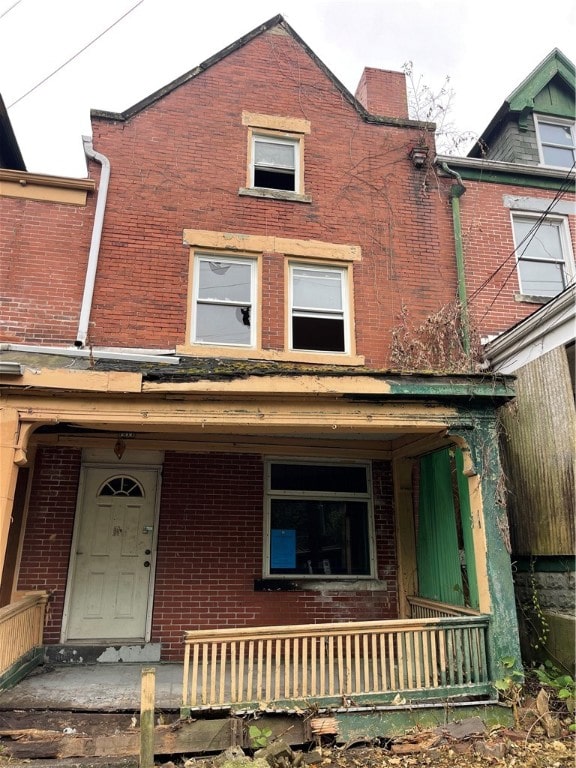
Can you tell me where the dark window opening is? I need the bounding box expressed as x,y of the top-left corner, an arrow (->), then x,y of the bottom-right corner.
254,167 -> 295,191
292,316 -> 345,352
270,500 -> 370,576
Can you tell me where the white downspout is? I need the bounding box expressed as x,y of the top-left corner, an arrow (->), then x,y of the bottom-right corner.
75,136 -> 111,347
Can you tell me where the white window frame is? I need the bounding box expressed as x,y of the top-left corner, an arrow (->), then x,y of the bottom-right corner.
534,115 -> 576,169
511,212 -> 575,298
288,262 -> 350,354
263,459 -> 376,580
250,133 -> 300,193
191,254 -> 257,348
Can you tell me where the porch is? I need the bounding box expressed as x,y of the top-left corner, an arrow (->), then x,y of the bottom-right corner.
0,593 -> 493,715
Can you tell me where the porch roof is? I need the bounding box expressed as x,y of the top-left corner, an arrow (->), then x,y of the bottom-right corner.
1,349 -> 515,403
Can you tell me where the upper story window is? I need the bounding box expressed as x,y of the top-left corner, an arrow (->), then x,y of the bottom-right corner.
512,214 -> 574,298
192,255 -> 256,347
252,135 -> 299,192
240,112 -> 311,203
289,264 -> 349,353
535,116 -> 576,169
264,460 -> 375,579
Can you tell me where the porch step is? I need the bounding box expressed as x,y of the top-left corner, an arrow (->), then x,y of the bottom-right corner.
44,644 -> 161,664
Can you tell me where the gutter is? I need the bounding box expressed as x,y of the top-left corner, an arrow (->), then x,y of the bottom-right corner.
1,343 -> 181,365
438,161 -> 470,355
76,136 -> 111,348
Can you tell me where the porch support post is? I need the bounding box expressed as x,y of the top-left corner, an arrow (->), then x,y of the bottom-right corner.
0,407 -> 21,580
453,418 -> 522,679
393,457 -> 417,618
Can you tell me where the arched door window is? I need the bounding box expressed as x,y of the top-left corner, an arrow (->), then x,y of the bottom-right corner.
98,476 -> 144,497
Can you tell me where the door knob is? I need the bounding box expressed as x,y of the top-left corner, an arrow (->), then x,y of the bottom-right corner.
143,561 -> 150,567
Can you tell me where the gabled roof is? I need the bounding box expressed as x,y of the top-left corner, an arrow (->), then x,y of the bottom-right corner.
90,15 -> 428,130
0,94 -> 26,170
469,48 -> 575,158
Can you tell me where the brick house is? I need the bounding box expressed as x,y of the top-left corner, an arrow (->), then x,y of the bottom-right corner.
0,16 -> 521,712
437,48 -> 575,671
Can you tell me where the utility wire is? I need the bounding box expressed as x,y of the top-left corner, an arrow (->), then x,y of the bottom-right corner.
0,0 -> 22,20
8,0 -> 144,108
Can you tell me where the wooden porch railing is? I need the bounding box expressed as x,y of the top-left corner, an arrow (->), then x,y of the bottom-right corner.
182,614 -> 491,710
408,596 -> 482,619
0,592 -> 48,679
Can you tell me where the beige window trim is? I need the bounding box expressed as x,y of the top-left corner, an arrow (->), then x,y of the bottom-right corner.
180,230 -> 364,365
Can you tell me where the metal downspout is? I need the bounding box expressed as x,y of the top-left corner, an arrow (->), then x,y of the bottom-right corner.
440,161 -> 470,355
75,136 -> 111,348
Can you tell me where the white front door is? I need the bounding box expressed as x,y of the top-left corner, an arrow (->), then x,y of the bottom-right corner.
64,467 -> 159,641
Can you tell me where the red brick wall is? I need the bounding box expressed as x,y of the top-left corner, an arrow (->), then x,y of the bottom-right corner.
155,453 -> 397,659
17,448 -> 397,660
0,26 -> 453,366
0,194 -> 95,344
459,180 -> 576,337
17,447 -> 82,644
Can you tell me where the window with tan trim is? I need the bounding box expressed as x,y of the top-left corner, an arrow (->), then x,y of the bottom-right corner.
192,254 -> 258,347
289,263 -> 350,353
180,230 -> 364,365
240,112 -> 311,202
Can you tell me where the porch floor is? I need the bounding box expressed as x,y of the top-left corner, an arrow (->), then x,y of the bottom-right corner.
0,663 -> 184,711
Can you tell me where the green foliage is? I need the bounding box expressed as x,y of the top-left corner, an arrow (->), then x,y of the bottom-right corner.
248,724 -> 273,749
494,656 -> 524,727
533,660 -> 576,719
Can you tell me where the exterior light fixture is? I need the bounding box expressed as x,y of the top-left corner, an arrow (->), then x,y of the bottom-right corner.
409,145 -> 429,169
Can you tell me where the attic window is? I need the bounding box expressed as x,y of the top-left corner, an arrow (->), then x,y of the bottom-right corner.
252,135 -> 298,192
535,117 -> 576,169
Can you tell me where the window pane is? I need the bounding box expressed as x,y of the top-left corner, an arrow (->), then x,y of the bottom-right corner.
514,219 -> 563,262
195,303 -> 251,344
293,268 -> 343,311
254,167 -> 295,191
255,140 -> 295,169
539,123 -> 573,146
198,260 -> 252,302
292,315 -> 345,352
270,500 -> 370,575
518,259 -> 566,297
271,464 -> 368,493
542,145 -> 575,167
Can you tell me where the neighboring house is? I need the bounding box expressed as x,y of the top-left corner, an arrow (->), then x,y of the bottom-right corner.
437,49 -> 575,672
0,16 -> 520,719
0,94 -> 26,171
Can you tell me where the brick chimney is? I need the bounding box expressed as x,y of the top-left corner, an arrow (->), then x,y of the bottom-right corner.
354,67 -> 409,119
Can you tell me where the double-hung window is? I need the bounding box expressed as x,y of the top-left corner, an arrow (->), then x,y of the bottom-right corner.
192,255 -> 256,346
535,117 -> 576,169
251,134 -> 299,192
265,461 -> 374,578
290,264 -> 349,353
512,214 -> 574,298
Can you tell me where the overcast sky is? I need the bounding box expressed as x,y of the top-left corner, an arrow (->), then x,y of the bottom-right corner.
1,0 -> 575,177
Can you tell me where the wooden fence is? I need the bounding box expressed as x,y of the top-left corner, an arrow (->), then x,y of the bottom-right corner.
408,596 -> 482,618
0,592 -> 48,681
182,612 -> 491,710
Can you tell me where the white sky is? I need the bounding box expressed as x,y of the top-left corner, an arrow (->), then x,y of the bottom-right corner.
1,0 -> 575,177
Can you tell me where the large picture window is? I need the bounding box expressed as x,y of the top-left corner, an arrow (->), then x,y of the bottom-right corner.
192,255 -> 256,346
289,264 -> 349,353
265,461 -> 374,578
512,214 -> 574,298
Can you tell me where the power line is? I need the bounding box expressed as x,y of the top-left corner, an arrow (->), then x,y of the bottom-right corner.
8,0 -> 144,108
0,0 -> 22,20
